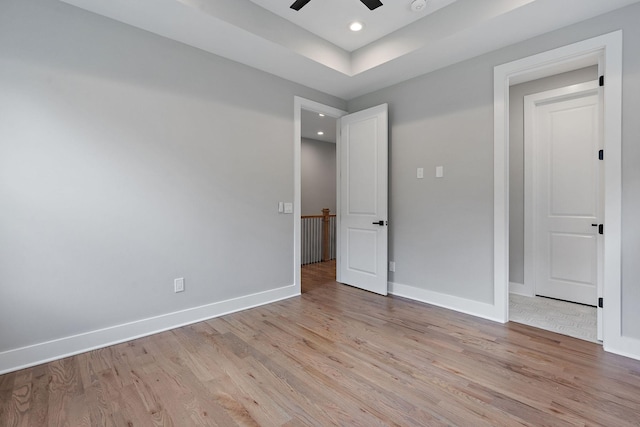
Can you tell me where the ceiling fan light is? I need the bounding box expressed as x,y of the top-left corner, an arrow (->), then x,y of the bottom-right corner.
349,21 -> 364,32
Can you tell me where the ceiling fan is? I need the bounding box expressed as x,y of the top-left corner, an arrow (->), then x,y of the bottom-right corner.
290,0 -> 383,11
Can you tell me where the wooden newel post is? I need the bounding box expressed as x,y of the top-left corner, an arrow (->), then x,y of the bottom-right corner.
322,208 -> 330,262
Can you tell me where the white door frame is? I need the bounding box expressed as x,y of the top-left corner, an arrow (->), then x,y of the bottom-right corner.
293,97 -> 347,294
493,31 -> 636,357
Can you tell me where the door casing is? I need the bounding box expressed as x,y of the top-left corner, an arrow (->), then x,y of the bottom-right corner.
494,31 -> 626,355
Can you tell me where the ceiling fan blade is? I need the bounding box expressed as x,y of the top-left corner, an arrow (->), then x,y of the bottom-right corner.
290,0 -> 312,11
360,0 -> 383,10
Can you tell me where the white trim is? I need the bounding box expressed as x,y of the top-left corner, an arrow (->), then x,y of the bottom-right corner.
604,337 -> 640,362
293,96 -> 347,289
0,285 -> 298,375
335,108 -> 343,283
389,282 -> 502,322
493,62 -> 510,323
524,81 -> 599,105
494,31 -> 629,357
523,82 -> 536,299
509,282 -> 532,297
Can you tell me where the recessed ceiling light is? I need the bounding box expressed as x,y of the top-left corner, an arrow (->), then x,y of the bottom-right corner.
317,131 -> 324,136
319,113 -> 325,117
349,21 -> 364,32
411,0 -> 428,12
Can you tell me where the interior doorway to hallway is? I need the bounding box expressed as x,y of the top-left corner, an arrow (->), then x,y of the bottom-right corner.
300,108 -> 338,293
294,99 -> 345,294
336,104 -> 389,296
295,99 -> 389,296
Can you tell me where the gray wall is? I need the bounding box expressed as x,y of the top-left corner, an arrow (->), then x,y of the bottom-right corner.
509,66 -> 598,284
348,3 -> 640,338
3,0 -> 640,356
301,138 -> 337,216
0,0 -> 345,352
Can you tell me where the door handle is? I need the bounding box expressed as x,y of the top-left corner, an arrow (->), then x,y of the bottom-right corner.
372,220 -> 385,226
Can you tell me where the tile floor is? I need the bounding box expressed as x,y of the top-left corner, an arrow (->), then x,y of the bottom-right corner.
510,294 -> 598,343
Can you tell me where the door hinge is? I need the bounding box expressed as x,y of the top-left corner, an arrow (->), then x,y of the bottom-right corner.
599,224 -> 604,235
598,149 -> 604,160
598,297 -> 603,308
599,75 -> 604,87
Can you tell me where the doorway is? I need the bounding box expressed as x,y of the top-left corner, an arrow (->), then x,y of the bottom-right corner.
294,98 -> 389,297
508,69 -> 601,342
494,31 -> 623,352
300,108 -> 338,293
294,98 -> 346,295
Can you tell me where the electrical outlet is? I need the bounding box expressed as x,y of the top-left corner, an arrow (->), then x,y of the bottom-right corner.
389,261 -> 396,272
174,278 -> 185,293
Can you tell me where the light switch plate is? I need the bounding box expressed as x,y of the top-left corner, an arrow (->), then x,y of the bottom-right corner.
284,202 -> 293,214
278,202 -> 284,213
417,168 -> 424,179
436,166 -> 444,178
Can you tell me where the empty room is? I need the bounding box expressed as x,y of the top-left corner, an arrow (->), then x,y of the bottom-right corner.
1,0 -> 640,425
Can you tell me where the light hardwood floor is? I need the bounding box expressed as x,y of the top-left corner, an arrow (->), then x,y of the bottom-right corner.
2,274 -> 640,426
301,260 -> 335,293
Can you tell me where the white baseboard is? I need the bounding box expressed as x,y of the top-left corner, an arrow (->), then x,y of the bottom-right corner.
389,282 -> 502,322
509,281 -> 533,296
605,336 -> 640,361
0,285 -> 299,375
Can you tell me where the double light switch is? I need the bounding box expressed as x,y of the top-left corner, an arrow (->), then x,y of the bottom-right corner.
416,166 -> 444,179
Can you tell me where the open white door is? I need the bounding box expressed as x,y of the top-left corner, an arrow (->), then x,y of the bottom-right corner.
525,82 -> 602,328
337,104 -> 388,295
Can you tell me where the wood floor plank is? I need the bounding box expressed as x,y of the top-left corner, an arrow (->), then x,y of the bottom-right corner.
3,370 -> 32,427
46,357 -> 91,426
215,317 -> 399,426
24,366 -> 50,427
301,260 -> 335,293
258,293 -> 538,427
2,274 -> 640,426
0,372 -> 16,423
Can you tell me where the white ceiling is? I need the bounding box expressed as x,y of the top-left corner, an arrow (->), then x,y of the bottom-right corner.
301,109 -> 337,144
60,0 -> 640,99
249,0 -> 457,52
